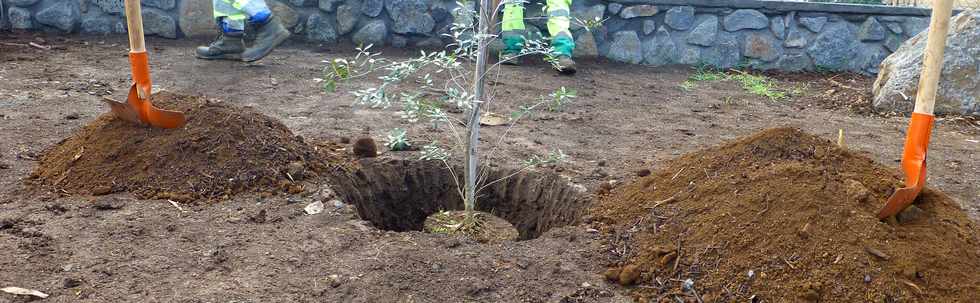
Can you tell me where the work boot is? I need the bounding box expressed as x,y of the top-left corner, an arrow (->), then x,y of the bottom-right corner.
241,16 -> 290,62
499,51 -> 522,66
554,55 -> 577,75
195,33 -> 245,60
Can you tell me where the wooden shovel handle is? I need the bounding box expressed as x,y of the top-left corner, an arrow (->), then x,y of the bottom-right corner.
124,0 -> 146,52
913,0 -> 954,115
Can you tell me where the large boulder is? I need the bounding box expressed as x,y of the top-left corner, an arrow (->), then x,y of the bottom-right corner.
306,12 -> 339,43
687,15 -> 718,47
268,0 -> 299,30
723,9 -> 767,31
643,27 -> 675,66
606,31 -> 642,64
336,3 -> 359,35
9,7 -> 33,30
385,0 -> 434,34
873,10 -> 980,115
664,6 -> 694,31
619,5 -> 657,19
352,20 -> 386,46
178,0 -> 215,38
35,0 -> 80,32
141,8 -> 177,38
807,22 -> 858,71
573,30 -> 599,58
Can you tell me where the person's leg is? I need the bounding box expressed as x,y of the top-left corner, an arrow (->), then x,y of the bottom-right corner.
232,0 -> 290,62
500,0 -> 526,65
196,0 -> 246,60
546,0 -> 576,73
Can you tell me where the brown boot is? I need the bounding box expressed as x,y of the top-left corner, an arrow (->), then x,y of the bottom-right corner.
195,32 -> 245,60
241,16 -> 290,62
554,55 -> 577,75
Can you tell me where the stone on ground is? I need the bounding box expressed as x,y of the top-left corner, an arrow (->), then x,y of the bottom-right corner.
873,9 -> 979,115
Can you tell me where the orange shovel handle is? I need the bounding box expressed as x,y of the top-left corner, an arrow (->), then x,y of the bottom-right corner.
129,51 -> 152,100
899,113 -> 934,188
877,113 -> 934,219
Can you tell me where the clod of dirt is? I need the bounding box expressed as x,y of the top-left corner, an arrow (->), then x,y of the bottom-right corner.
603,267 -> 621,281
635,169 -> 651,177
593,127 -> 980,302
423,210 -> 519,243
618,264 -> 641,286
31,92 -> 343,201
352,137 -> 378,158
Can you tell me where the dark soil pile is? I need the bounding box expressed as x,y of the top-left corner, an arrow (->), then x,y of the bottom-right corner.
32,92 -> 343,201
592,128 -> 980,302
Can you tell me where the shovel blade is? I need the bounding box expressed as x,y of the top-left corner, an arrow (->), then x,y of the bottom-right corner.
879,186 -> 923,219
877,113 -> 933,219
102,97 -> 142,125
125,83 -> 187,129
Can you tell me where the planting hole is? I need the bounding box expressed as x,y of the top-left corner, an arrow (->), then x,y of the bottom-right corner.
329,159 -> 589,240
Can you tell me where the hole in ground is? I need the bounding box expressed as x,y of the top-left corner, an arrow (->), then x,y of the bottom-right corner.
328,159 -> 589,240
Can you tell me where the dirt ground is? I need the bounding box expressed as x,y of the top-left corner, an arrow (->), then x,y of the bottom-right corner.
1,32 -> 978,302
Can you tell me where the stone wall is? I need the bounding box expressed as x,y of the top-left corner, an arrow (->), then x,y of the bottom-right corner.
0,0 -> 948,73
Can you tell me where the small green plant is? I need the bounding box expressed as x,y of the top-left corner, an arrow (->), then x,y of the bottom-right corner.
385,128 -> 411,151
573,16 -> 609,32
679,80 -> 696,92
522,149 -> 567,167
509,86 -> 577,120
789,83 -> 811,97
689,64 -> 725,82
730,73 -> 788,101
547,87 -> 577,111
679,64 -> 726,92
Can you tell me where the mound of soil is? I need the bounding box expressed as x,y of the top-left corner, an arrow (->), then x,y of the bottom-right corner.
32,92 -> 343,201
593,128 -> 980,302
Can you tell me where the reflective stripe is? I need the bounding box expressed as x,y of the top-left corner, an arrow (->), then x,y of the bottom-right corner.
231,0 -> 250,10
219,17 -> 246,33
547,9 -> 569,18
546,0 -> 574,57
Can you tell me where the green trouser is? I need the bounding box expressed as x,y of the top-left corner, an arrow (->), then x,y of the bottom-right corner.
501,0 -> 574,57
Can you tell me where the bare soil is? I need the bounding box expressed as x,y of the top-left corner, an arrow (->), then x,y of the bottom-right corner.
1,32 -> 979,302
593,128 -> 980,302
30,91 -> 342,201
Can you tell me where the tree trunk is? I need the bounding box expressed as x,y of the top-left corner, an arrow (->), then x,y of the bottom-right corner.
465,0 -> 491,212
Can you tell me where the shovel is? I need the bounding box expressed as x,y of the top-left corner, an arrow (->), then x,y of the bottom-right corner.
877,0 -> 954,219
101,0 -> 186,129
